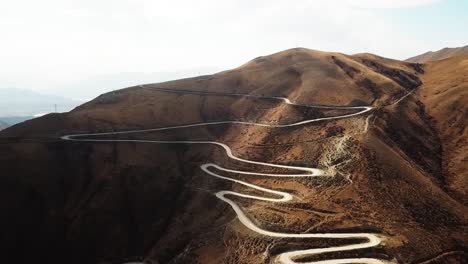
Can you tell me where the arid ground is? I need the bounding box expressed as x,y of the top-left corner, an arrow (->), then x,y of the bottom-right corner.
0,47 -> 466,263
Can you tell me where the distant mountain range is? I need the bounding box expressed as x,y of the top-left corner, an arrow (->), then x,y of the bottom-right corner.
0,88 -> 86,127
0,88 -> 83,117
406,45 -> 468,62
0,116 -> 34,130
0,120 -> 9,130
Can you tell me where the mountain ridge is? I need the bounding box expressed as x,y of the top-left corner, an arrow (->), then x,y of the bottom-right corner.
0,48 -> 466,264
0,88 -> 83,117
405,45 -> 468,63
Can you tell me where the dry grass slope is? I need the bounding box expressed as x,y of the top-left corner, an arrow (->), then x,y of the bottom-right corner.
406,45 -> 468,63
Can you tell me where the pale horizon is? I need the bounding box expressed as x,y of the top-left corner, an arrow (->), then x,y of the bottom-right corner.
1,0 -> 467,99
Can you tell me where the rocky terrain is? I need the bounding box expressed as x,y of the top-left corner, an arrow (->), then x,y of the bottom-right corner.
0,48 -> 466,264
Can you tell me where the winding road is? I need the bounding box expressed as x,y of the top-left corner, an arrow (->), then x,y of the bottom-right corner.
61,86 -> 397,264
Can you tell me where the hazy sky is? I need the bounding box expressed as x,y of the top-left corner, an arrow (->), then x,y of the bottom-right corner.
1,0 -> 467,99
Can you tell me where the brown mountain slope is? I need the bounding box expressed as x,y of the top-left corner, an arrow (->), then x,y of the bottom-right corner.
415,54 -> 468,204
1,48 -> 423,138
406,45 -> 468,63
0,48 -> 466,264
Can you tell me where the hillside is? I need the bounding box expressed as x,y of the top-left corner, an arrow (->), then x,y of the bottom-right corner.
0,48 -> 466,264
415,54 -> 468,205
406,45 -> 468,63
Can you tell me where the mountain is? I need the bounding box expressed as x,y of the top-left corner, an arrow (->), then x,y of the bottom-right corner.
0,48 -> 466,264
416,54 -> 468,205
0,116 -> 35,127
0,88 -> 84,117
0,120 -> 8,130
406,45 -> 468,62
